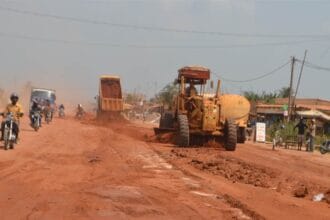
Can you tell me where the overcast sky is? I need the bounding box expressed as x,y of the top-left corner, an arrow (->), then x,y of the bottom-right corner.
1,0 -> 330,103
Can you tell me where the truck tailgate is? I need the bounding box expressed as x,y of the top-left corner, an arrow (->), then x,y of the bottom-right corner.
101,98 -> 123,112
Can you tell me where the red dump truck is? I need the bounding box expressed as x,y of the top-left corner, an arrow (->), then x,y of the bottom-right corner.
97,75 -> 123,118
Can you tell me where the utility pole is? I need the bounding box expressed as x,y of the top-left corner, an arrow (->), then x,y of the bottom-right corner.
287,56 -> 295,122
292,50 -> 307,110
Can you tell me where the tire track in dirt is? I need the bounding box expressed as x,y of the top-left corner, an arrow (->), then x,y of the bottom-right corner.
168,148 -> 330,203
147,141 -> 330,220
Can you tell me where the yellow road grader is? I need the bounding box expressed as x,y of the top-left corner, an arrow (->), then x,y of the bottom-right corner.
155,65 -> 250,151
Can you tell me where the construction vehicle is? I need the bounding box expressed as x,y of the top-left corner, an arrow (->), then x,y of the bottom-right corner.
219,94 -> 250,143
97,75 -> 123,118
155,65 -> 250,151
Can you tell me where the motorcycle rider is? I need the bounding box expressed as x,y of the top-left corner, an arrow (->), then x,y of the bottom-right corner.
58,104 -> 65,118
77,104 -> 85,114
29,98 -> 42,127
43,99 -> 53,122
0,93 -> 24,143
59,104 -> 65,112
76,104 -> 85,117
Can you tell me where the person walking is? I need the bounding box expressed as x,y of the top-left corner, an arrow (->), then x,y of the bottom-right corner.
294,117 -> 308,151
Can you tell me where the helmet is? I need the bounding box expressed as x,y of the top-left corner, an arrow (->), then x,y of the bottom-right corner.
10,93 -> 19,100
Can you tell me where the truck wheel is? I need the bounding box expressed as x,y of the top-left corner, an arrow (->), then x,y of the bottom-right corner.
224,119 -> 237,151
177,114 -> 189,147
237,127 -> 246,143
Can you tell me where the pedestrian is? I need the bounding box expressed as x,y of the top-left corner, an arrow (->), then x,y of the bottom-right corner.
294,117 -> 308,151
273,125 -> 284,150
308,119 -> 316,152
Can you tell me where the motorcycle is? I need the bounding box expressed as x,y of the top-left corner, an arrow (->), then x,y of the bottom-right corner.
3,113 -> 17,150
45,111 -> 52,124
31,111 -> 41,131
320,141 -> 330,154
75,110 -> 85,120
58,108 -> 65,118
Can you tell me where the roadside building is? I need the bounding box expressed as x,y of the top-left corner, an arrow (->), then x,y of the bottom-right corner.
254,98 -> 330,134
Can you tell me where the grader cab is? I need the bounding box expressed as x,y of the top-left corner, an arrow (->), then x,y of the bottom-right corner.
157,65 -> 250,151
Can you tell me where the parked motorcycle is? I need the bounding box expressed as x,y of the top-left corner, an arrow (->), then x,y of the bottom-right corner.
31,111 -> 41,131
3,113 -> 17,150
320,141 -> 330,154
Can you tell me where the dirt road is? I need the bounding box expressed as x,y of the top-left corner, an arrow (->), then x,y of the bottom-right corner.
0,117 -> 329,219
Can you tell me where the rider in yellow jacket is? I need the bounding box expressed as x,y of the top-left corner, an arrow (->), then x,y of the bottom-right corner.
1,93 -> 24,142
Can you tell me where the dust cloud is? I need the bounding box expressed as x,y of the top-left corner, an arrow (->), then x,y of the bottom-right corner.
0,81 -> 97,115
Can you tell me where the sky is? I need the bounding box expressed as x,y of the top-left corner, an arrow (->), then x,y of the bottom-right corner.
0,0 -> 330,104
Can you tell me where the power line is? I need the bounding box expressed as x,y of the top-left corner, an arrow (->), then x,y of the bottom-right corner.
215,61 -> 290,83
1,5 -> 330,39
257,0 -> 330,3
296,59 -> 330,72
1,31 -> 329,49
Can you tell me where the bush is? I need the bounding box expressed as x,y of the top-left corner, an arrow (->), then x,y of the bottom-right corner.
266,121 -> 297,142
267,121 -> 329,146
315,134 -> 330,146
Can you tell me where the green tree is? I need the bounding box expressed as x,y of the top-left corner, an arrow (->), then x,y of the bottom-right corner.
155,82 -> 178,107
243,91 -> 277,103
278,87 -> 290,98
125,93 -> 145,104
243,91 -> 261,102
243,87 -> 290,104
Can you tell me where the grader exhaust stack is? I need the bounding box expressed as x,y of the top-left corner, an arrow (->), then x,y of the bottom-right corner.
215,79 -> 221,98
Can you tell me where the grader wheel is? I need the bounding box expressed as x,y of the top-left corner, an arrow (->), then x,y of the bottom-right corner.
176,114 -> 190,147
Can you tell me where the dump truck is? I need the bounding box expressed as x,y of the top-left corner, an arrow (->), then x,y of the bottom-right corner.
97,75 -> 123,118
155,65 -> 250,151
